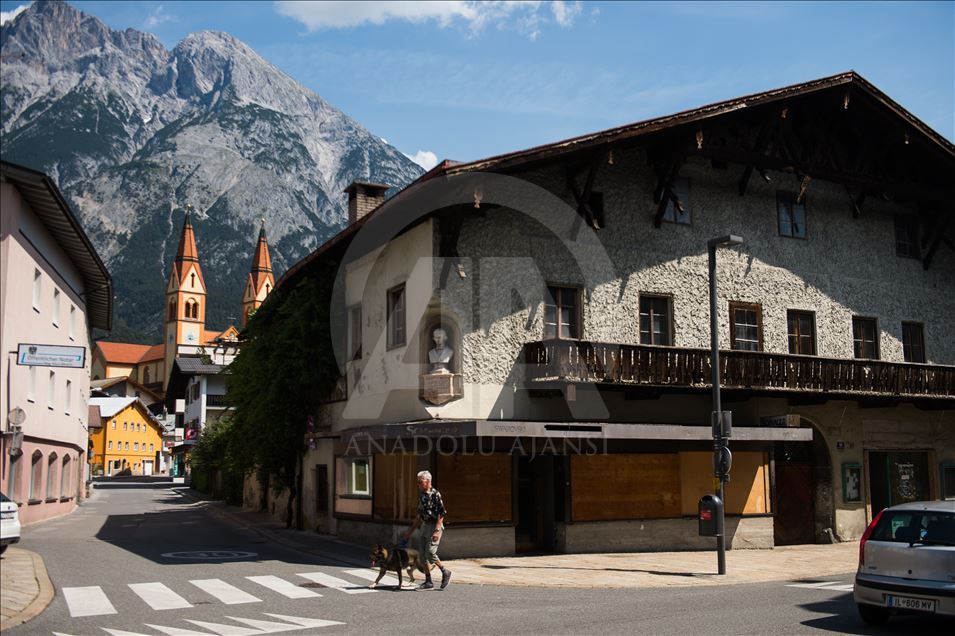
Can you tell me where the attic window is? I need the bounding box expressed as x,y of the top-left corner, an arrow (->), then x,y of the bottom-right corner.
777,191 -> 807,239
662,177 -> 690,225
894,215 -> 920,259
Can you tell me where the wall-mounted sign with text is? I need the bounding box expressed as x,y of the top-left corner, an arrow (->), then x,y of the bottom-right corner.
17,343 -> 86,368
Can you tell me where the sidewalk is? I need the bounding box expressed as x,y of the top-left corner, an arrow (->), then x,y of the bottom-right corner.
183,488 -> 858,589
0,547 -> 55,631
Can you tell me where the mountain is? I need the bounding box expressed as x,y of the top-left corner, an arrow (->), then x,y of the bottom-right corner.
1,0 -> 424,342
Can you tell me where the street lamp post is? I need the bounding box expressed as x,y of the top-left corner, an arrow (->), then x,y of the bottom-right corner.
707,234 -> 744,576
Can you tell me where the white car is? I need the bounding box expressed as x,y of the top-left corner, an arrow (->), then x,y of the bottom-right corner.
854,500 -> 955,625
0,492 -> 21,554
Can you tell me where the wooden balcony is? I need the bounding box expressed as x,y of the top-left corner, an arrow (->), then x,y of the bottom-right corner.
523,341 -> 955,401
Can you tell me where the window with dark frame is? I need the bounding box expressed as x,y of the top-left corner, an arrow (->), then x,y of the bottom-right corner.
662,177 -> 691,225
386,285 -> 406,348
895,215 -> 920,259
852,317 -> 879,359
639,295 -> 672,345
787,310 -> 816,355
543,285 -> 580,339
777,191 -> 807,239
348,305 -> 362,360
901,322 -> 925,363
729,302 -> 762,351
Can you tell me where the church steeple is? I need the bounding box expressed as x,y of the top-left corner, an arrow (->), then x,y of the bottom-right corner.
163,208 -> 207,389
241,220 -> 275,327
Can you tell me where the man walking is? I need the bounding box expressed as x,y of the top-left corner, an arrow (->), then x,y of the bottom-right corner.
402,470 -> 451,589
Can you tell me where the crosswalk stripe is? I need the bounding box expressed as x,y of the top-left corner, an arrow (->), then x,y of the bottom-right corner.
344,568 -> 407,586
143,626 -> 212,636
825,584 -> 854,591
263,614 -> 346,628
297,571 -> 377,594
184,620 -> 261,636
189,579 -> 261,605
129,582 -> 193,610
101,630 -> 152,636
787,581 -> 840,589
62,586 -> 117,617
246,575 -> 322,598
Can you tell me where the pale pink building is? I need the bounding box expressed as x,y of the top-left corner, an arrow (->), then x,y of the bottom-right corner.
0,161 -> 112,525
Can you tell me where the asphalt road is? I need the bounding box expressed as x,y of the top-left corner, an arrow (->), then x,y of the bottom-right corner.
9,481 -> 952,635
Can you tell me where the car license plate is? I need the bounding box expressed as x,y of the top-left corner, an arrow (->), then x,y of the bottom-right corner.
886,595 -> 937,612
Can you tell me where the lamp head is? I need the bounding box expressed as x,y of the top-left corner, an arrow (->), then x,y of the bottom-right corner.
708,235 -> 744,249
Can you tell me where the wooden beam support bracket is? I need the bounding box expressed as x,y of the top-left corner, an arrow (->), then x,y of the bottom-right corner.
567,159 -> 602,230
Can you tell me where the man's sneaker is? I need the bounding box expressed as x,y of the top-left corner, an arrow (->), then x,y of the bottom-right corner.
440,568 -> 452,590
417,581 -> 434,590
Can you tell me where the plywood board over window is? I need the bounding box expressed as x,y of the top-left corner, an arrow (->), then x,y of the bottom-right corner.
571,454 -> 681,521
679,452 -> 770,515
437,454 -> 512,523
373,454 -> 418,522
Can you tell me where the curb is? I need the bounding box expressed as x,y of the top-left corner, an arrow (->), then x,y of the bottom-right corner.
0,549 -> 55,630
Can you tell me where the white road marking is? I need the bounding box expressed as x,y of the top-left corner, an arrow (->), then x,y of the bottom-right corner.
62,586 -> 117,617
129,582 -> 193,610
344,568 -> 409,587
786,581 -> 853,591
189,578 -> 261,604
183,620 -> 260,636
297,571 -> 377,594
101,630 -> 152,636
263,614 -> 345,629
142,625 -> 211,636
246,575 -> 322,598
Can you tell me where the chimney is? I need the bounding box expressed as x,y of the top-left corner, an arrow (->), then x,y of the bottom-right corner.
345,181 -> 389,224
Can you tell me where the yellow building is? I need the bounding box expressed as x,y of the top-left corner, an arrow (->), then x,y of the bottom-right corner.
88,397 -> 165,476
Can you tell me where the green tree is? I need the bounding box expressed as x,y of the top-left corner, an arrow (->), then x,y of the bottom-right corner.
224,270 -> 340,527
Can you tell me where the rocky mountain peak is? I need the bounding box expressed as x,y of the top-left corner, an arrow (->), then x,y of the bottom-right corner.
1,1 -> 424,342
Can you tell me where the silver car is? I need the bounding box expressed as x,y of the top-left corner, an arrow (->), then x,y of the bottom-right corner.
854,500 -> 955,625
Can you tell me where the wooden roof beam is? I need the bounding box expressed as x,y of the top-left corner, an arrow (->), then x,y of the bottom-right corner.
737,116 -> 774,196
693,146 -> 954,205
651,154 -> 686,228
921,213 -> 952,271
566,159 -> 603,230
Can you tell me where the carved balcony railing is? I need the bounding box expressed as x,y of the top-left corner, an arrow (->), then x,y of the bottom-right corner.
523,341 -> 955,399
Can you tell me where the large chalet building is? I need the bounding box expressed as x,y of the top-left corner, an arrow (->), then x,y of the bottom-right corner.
252,72 -> 953,557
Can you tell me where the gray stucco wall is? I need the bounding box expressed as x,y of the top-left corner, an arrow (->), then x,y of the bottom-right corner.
435,147 -> 953,393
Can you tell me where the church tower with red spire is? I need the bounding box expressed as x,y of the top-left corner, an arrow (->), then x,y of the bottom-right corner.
241,220 -> 275,327
163,210 -> 207,389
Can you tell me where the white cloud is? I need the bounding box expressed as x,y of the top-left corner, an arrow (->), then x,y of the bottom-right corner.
405,150 -> 439,170
551,1 -> 581,27
143,4 -> 174,29
0,2 -> 30,25
274,1 -> 582,38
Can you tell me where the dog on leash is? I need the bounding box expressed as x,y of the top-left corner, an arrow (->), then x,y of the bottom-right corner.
369,544 -> 428,589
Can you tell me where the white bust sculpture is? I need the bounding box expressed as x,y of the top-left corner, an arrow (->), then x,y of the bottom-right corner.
428,327 -> 454,374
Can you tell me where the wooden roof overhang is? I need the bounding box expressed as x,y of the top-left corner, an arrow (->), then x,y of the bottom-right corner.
443,71 -> 954,268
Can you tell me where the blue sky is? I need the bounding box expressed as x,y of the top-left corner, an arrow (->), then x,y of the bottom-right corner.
2,1 -> 953,168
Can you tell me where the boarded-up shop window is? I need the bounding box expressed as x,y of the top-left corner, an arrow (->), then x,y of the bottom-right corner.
437,454 -> 513,523
571,454 -> 681,521
679,452 -> 770,515
373,454 -> 418,522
